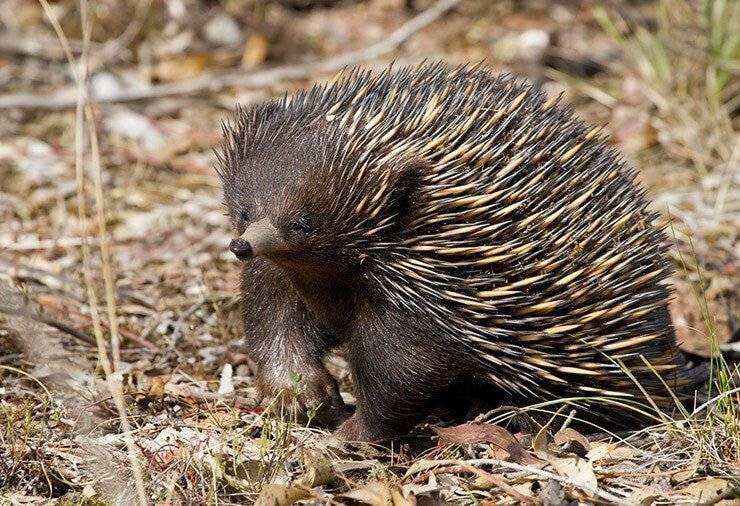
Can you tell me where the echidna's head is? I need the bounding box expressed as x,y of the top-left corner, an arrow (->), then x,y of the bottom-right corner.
216,102 -> 422,274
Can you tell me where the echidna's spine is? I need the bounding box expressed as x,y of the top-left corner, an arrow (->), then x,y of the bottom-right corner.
218,62 -> 684,407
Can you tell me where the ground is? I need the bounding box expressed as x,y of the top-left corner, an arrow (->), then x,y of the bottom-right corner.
0,0 -> 738,504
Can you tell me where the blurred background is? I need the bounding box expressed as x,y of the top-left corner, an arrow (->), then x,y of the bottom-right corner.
0,0 -> 737,503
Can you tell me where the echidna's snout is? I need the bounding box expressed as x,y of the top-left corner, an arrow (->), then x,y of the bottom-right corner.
229,238 -> 253,260
230,218 -> 284,261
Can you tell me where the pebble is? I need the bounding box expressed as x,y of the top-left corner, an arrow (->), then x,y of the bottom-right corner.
204,13 -> 243,46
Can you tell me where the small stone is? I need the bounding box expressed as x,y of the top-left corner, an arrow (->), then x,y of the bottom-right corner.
104,109 -> 165,152
518,29 -> 550,62
165,0 -> 186,19
82,484 -> 97,499
490,29 -> 550,64
91,72 -> 122,100
204,13 -> 243,46
218,363 -> 235,396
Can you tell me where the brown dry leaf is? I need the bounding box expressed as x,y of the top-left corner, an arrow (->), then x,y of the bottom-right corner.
341,481 -> 415,506
154,54 -> 209,82
242,33 -> 269,67
470,475 -> 497,491
534,425 -> 598,492
585,441 -> 634,463
553,427 -> 591,457
433,423 -> 542,465
254,484 -> 312,506
200,410 -> 239,429
677,478 -> 734,504
81,484 -> 97,499
299,448 -> 337,487
148,375 -> 169,400
511,481 -> 536,497
585,442 -> 609,461
532,422 -> 553,460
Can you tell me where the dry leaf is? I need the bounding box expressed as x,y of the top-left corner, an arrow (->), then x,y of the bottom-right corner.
300,448 -> 337,487
242,33 -> 269,67
81,484 -> 97,499
254,484 -> 312,506
148,375 -> 169,400
553,427 -> 591,457
550,456 -> 598,491
534,425 -> 598,493
511,481 -> 536,497
625,486 -> 661,506
433,423 -> 542,465
532,423 -> 552,461
154,54 -> 209,82
585,441 -> 633,462
341,482 -> 414,506
677,478 -> 733,503
536,479 -> 565,505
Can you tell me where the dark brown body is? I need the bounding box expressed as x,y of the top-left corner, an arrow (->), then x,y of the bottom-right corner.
240,256 -> 484,439
219,63 -> 701,441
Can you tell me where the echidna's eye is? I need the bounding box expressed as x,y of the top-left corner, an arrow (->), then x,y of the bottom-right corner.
233,209 -> 249,235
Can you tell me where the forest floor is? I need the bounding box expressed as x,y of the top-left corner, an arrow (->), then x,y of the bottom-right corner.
0,0 -> 738,504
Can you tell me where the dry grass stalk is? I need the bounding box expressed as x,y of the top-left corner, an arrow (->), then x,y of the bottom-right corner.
36,0 -> 148,502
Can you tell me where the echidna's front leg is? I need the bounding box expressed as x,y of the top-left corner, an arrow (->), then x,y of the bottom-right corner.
335,313 -> 463,442
240,259 -> 347,427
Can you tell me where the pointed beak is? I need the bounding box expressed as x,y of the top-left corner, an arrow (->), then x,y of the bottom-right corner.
229,218 -> 284,261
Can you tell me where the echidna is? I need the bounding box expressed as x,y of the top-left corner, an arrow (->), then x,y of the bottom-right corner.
217,62 -> 699,441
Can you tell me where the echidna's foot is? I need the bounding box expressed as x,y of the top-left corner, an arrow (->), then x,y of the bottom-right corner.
334,412 -> 377,442
334,410 -> 405,443
258,367 -> 348,428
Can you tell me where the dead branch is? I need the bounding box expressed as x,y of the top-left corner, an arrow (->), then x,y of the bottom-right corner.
0,0 -> 459,110
35,294 -> 160,352
0,303 -> 96,346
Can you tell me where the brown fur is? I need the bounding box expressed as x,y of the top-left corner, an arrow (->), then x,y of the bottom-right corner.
217,63 -> 703,441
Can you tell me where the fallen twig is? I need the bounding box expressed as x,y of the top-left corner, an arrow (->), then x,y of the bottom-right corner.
0,288 -> 160,351
0,0 -> 459,110
35,294 -> 160,352
0,303 -> 96,346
